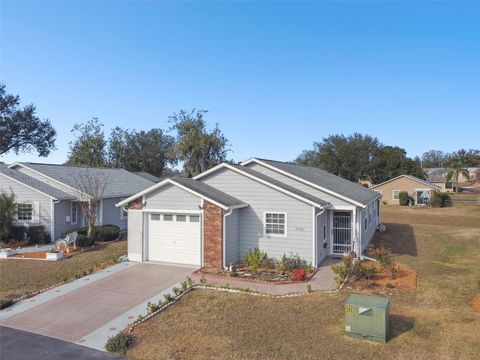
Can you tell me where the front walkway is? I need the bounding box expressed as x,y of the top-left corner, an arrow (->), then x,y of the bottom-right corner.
192,257 -> 339,295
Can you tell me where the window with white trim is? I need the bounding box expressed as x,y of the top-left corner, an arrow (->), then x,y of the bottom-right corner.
163,214 -> 173,221
17,203 -> 33,221
392,190 -> 400,200
71,202 -> 78,224
176,215 -> 186,222
264,212 -> 286,236
189,215 -> 200,222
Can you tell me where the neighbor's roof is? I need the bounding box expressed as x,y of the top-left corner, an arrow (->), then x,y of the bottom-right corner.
9,162 -> 155,198
134,172 -> 162,183
371,174 -> 440,190
116,177 -> 247,210
0,164 -> 74,200
228,164 -> 331,207
243,158 -> 380,207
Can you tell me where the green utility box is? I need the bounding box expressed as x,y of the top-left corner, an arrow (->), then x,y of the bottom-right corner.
344,293 -> 390,343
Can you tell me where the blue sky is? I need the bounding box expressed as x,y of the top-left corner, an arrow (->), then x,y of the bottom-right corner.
1,1 -> 479,165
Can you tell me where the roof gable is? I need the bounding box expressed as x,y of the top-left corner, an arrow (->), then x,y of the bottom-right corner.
0,164 -> 74,200
241,158 -> 380,207
10,162 -> 154,198
116,177 -> 247,210
372,175 -> 440,190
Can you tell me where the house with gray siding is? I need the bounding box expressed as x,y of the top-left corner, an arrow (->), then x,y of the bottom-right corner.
0,163 -> 154,241
117,158 -> 382,268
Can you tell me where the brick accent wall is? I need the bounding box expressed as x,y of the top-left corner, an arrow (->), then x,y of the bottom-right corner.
204,201 -> 223,269
128,197 -> 143,210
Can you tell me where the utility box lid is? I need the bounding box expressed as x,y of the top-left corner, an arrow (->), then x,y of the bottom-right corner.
346,294 -> 389,309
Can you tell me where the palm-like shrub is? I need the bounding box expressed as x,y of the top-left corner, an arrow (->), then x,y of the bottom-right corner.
0,192 -> 17,242
447,165 -> 470,193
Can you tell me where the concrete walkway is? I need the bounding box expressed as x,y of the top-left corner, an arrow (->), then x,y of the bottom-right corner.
192,257 -> 339,295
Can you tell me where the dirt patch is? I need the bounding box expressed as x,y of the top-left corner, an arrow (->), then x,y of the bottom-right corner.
352,261 -> 417,294
471,294 -> 480,312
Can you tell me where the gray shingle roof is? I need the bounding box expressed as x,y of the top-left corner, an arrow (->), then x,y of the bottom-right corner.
134,172 -> 162,183
0,164 -> 74,200
171,177 -> 246,208
230,164 -> 330,207
252,159 -> 380,206
17,163 -> 155,198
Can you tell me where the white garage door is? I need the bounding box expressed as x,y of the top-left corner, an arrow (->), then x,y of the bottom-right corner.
148,213 -> 201,266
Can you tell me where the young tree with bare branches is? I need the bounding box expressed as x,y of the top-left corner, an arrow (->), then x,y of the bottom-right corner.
68,170 -> 107,239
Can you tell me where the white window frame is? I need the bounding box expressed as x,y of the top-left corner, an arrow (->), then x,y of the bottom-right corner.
71,202 -> 78,224
263,212 -> 287,238
392,190 -> 400,200
16,203 -> 33,222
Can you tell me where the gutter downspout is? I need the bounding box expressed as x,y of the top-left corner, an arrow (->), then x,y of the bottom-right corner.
314,206 -> 327,266
223,208 -> 233,269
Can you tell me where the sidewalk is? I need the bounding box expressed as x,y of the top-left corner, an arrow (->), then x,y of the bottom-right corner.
192,257 -> 339,295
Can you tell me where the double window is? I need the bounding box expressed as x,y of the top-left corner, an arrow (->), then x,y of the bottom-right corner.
264,212 -> 286,237
17,203 -> 33,221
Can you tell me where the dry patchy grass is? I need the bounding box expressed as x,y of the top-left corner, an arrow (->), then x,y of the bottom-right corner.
127,204 -> 480,360
0,241 -> 127,299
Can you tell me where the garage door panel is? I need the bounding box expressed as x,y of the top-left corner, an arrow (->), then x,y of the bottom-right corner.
148,213 -> 201,266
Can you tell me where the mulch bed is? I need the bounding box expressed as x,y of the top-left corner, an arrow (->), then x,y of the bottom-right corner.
195,267 -> 317,285
471,294 -> 480,312
9,246 -> 80,260
350,261 -> 417,294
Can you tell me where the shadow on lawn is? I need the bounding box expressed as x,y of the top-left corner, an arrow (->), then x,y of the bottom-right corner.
389,314 -> 415,341
371,223 -> 417,257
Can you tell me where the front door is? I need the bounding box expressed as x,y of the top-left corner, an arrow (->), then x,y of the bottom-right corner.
331,211 -> 352,256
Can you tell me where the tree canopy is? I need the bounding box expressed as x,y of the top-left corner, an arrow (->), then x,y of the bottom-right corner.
296,134 -> 425,184
0,83 -> 56,157
67,117 -> 107,167
421,148 -> 480,168
169,109 -> 230,177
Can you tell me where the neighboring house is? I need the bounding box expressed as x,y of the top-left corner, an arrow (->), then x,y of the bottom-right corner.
424,167 -> 480,192
371,175 -> 440,205
117,158 -> 382,269
0,163 -> 154,240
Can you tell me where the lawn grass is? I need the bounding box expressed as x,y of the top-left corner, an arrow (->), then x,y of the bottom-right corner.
0,241 -> 127,299
126,204 -> 480,360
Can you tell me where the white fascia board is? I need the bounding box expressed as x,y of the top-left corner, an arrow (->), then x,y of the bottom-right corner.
241,158 -> 367,208
195,163 -> 328,209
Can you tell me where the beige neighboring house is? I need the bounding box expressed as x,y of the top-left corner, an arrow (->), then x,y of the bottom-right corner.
425,167 -> 480,192
371,175 -> 440,205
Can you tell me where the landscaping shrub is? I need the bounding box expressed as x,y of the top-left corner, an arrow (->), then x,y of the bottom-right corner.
0,192 -> 17,242
26,225 -> 51,244
105,332 -> 132,354
10,225 -> 27,242
368,246 -> 398,279
399,191 -> 409,206
292,268 -> 306,281
0,297 -> 14,310
62,225 -> 120,242
331,253 -> 354,284
76,234 -> 94,247
358,264 -> 377,280
276,254 -> 310,272
430,192 -> 450,208
243,248 -> 273,270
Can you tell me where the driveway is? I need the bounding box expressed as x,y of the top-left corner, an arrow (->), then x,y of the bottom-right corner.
0,263 -> 195,345
0,326 -> 123,360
